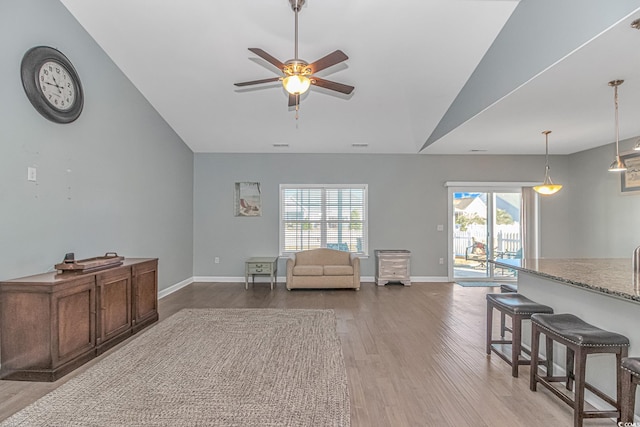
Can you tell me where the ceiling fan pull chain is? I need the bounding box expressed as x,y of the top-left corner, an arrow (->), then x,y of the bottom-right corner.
295,94 -> 300,120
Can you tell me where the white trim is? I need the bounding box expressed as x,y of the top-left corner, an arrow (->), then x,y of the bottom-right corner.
444,181 -> 541,188
158,277 -> 194,299
188,275 -> 449,284
193,276 -> 246,283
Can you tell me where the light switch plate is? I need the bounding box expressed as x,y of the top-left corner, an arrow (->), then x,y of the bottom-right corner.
27,167 -> 37,182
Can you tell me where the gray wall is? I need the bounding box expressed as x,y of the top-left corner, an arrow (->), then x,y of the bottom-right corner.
0,0 -> 194,290
193,153 -> 572,278
565,138 -> 640,258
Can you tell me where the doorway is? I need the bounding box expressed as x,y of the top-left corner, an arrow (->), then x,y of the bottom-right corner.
450,189 -> 523,281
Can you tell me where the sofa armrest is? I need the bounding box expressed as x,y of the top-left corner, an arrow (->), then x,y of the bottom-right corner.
350,254 -> 361,288
286,255 -> 296,289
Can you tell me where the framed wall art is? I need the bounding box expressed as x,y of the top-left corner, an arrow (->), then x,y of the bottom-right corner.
621,152 -> 640,193
235,182 -> 262,216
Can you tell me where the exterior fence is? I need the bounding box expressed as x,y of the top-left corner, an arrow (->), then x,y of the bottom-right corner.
454,229 -> 520,257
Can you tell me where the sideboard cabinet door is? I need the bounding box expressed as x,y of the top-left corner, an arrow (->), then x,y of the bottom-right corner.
0,276 -> 96,381
132,259 -> 158,332
95,266 -> 133,354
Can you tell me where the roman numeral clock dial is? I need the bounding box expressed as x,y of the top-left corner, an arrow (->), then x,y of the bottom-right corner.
21,46 -> 84,124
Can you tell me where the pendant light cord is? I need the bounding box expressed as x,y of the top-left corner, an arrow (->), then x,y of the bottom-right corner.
614,84 -> 620,158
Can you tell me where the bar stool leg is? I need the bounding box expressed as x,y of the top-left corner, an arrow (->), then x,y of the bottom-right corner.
617,349 -> 628,423
566,347 -> 575,391
622,368 -> 637,422
511,313 -> 522,378
545,335 -> 554,377
573,350 -> 587,427
486,303 -> 493,355
530,323 -> 540,391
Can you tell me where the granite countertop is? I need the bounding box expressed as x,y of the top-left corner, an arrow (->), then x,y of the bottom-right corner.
491,258 -> 640,303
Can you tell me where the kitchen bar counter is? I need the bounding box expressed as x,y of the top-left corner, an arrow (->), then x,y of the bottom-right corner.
490,257 -> 640,416
491,258 -> 639,303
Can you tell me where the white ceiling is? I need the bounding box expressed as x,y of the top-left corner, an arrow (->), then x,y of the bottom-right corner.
60,0 -> 640,156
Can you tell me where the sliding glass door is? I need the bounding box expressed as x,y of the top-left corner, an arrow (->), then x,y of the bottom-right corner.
450,189 -> 523,281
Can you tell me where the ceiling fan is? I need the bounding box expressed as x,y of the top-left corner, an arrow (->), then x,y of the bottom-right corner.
234,0 -> 354,111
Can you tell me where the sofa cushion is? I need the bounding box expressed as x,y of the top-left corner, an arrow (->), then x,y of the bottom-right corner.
324,265 -> 354,276
294,248 -> 351,266
293,265 -> 323,276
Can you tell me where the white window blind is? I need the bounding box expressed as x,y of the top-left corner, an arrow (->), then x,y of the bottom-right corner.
279,184 -> 368,255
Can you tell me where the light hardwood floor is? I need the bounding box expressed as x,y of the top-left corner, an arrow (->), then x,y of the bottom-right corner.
0,281 -> 619,426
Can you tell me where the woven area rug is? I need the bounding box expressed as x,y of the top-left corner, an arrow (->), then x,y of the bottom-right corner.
1,309 -> 350,427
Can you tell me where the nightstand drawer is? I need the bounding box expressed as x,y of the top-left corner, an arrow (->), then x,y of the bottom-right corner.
248,264 -> 272,274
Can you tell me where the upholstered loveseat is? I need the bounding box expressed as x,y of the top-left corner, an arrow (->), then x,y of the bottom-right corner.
286,248 -> 360,290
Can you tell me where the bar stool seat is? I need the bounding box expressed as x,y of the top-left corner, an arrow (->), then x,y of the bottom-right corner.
500,283 -> 518,293
486,293 -> 553,377
621,357 -> 640,422
530,313 -> 629,427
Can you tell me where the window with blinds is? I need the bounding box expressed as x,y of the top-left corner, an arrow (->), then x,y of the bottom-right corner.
279,184 -> 368,255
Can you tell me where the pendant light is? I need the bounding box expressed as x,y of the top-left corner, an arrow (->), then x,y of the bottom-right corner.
607,80 -> 627,172
533,130 -> 563,195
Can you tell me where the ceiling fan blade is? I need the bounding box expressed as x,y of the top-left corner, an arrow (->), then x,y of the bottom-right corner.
311,77 -> 354,95
307,50 -> 349,74
234,77 -> 281,87
248,48 -> 286,70
288,93 -> 298,107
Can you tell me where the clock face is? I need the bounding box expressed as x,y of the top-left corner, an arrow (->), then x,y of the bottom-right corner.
21,46 -> 84,124
38,61 -> 76,111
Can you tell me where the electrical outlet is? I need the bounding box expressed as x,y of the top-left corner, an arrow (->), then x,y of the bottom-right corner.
214,257 -> 220,264
439,258 -> 444,265
436,224 -> 444,232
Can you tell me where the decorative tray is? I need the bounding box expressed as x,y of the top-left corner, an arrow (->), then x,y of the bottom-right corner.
55,252 -> 124,273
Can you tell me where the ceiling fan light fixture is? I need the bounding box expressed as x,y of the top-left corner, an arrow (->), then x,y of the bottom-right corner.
533,130 -> 563,196
283,74 -> 311,95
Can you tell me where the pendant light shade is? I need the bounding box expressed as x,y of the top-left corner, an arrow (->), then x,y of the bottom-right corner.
607,80 -> 627,172
533,130 -> 563,196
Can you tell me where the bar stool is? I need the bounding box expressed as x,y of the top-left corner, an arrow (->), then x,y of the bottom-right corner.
530,313 -> 629,427
621,357 -> 640,422
486,293 -> 553,377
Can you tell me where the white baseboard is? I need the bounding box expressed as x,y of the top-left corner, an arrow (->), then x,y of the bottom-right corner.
188,275 -> 450,284
158,277 -> 194,299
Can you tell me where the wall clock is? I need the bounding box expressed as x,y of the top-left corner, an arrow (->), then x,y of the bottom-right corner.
21,46 -> 84,124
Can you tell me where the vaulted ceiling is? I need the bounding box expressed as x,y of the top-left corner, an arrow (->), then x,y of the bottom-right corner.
60,0 -> 640,155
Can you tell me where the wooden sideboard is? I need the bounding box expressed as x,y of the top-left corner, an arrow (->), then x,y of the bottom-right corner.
0,258 -> 158,381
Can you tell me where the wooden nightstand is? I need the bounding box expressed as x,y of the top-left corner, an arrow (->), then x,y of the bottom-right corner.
245,257 -> 278,290
375,250 -> 411,286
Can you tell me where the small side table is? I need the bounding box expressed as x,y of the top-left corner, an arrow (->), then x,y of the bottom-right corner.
245,257 -> 278,290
